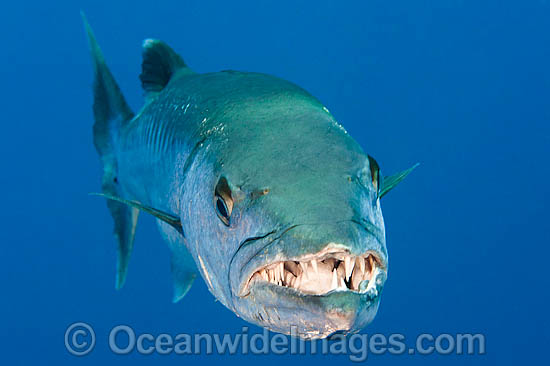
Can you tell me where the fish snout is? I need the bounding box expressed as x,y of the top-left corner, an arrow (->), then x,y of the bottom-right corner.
229,221 -> 387,338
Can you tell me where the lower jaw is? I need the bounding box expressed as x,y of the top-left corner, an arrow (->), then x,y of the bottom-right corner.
234,282 -> 382,339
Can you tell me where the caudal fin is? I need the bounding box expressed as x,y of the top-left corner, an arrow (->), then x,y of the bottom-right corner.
82,13 -> 139,289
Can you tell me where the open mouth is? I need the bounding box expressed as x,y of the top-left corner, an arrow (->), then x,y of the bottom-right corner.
242,247 -> 385,296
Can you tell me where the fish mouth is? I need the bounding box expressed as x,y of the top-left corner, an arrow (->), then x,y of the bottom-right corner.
239,245 -> 386,297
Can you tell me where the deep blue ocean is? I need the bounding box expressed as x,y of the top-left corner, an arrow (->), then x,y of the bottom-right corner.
2,0 -> 549,364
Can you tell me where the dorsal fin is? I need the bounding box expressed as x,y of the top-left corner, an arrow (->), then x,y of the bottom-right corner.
139,39 -> 192,96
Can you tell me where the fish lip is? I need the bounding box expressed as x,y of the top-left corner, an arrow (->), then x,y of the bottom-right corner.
240,276 -> 386,339
237,244 -> 387,297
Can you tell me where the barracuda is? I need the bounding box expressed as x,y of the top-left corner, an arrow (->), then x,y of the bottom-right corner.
83,15 -> 417,339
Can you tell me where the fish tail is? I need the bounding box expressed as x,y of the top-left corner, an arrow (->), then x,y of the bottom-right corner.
82,12 -> 138,289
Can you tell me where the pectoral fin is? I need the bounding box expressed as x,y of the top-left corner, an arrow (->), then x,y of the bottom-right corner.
380,163 -> 419,198
171,246 -> 197,303
91,193 -> 183,234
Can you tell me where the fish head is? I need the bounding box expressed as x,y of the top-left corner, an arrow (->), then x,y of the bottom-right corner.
178,98 -> 396,339
225,153 -> 388,339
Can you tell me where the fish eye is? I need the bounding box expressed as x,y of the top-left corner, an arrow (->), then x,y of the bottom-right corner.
214,177 -> 233,226
367,155 -> 381,195
215,194 -> 230,225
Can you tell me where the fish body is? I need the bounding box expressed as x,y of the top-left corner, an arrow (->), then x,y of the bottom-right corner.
83,16 -> 416,339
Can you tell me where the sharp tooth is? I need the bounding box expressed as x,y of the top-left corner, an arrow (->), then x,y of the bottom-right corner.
358,257 -> 365,274
278,262 -> 284,278
285,272 -> 294,286
276,265 -> 282,285
368,255 -> 375,272
299,262 -> 308,279
344,256 -> 353,280
339,277 -> 346,289
311,259 -> 318,275
337,261 -> 345,281
351,265 -> 363,290
269,269 -> 274,283
260,269 -> 268,281
331,269 -> 338,289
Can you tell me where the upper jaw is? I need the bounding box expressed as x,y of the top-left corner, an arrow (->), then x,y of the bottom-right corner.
239,244 -> 387,297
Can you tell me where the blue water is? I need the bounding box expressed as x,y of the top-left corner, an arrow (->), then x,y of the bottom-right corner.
2,0 -> 548,364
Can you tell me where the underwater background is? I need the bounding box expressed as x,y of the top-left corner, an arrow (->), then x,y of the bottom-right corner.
1,0 -> 549,364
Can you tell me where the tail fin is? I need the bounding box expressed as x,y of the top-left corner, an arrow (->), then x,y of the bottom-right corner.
82,13 -> 139,289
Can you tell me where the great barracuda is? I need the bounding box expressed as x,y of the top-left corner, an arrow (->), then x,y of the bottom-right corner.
83,15 -> 417,339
